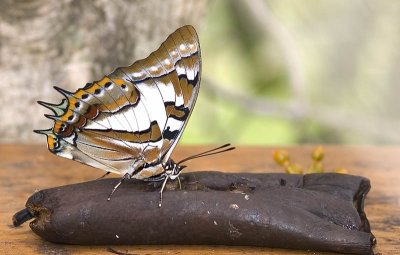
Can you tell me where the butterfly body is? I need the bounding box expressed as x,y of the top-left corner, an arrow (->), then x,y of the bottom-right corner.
36,25 -> 201,185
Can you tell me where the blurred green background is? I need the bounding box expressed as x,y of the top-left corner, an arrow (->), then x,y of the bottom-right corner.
182,0 -> 400,145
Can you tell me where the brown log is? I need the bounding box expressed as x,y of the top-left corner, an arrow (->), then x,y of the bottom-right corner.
13,172 -> 374,255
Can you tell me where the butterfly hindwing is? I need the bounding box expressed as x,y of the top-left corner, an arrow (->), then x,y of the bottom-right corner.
35,25 -> 201,177
116,25 -> 201,162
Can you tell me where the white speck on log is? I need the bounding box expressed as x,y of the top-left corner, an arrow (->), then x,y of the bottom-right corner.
229,204 -> 239,209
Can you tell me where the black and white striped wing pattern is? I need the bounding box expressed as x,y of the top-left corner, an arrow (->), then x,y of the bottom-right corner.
35,25 -> 201,179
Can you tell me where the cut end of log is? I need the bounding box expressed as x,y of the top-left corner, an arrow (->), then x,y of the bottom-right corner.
12,208 -> 34,227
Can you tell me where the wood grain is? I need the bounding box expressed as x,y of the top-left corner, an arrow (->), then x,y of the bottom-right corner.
1,145 -> 399,254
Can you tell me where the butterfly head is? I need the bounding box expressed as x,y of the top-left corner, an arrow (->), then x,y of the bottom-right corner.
163,160 -> 186,180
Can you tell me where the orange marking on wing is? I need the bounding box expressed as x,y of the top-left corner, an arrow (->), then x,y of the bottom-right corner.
111,78 -> 125,86
85,82 -> 102,95
54,121 -> 63,132
96,77 -> 112,87
83,77 -> 138,112
53,120 -> 74,137
75,89 -> 89,99
59,110 -> 74,122
47,135 -> 55,150
68,97 -> 77,108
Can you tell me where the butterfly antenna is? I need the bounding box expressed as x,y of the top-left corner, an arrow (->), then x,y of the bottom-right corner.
183,143 -> 231,158
33,129 -> 53,135
177,144 -> 235,165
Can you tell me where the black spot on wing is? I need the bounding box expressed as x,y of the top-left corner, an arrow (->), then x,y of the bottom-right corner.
83,83 -> 94,89
163,127 -> 180,141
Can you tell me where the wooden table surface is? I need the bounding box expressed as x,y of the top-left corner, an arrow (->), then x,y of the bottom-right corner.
1,144 -> 399,255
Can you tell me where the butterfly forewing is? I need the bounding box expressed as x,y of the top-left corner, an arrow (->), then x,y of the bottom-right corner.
36,25 -> 201,177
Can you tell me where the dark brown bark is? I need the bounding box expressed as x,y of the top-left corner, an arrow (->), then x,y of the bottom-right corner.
13,172 -> 374,254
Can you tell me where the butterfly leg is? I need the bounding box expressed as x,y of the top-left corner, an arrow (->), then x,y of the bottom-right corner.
159,175 -> 170,208
107,173 -> 131,201
177,177 -> 182,190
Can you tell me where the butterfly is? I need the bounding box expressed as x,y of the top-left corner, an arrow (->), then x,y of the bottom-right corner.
34,25 -> 234,207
